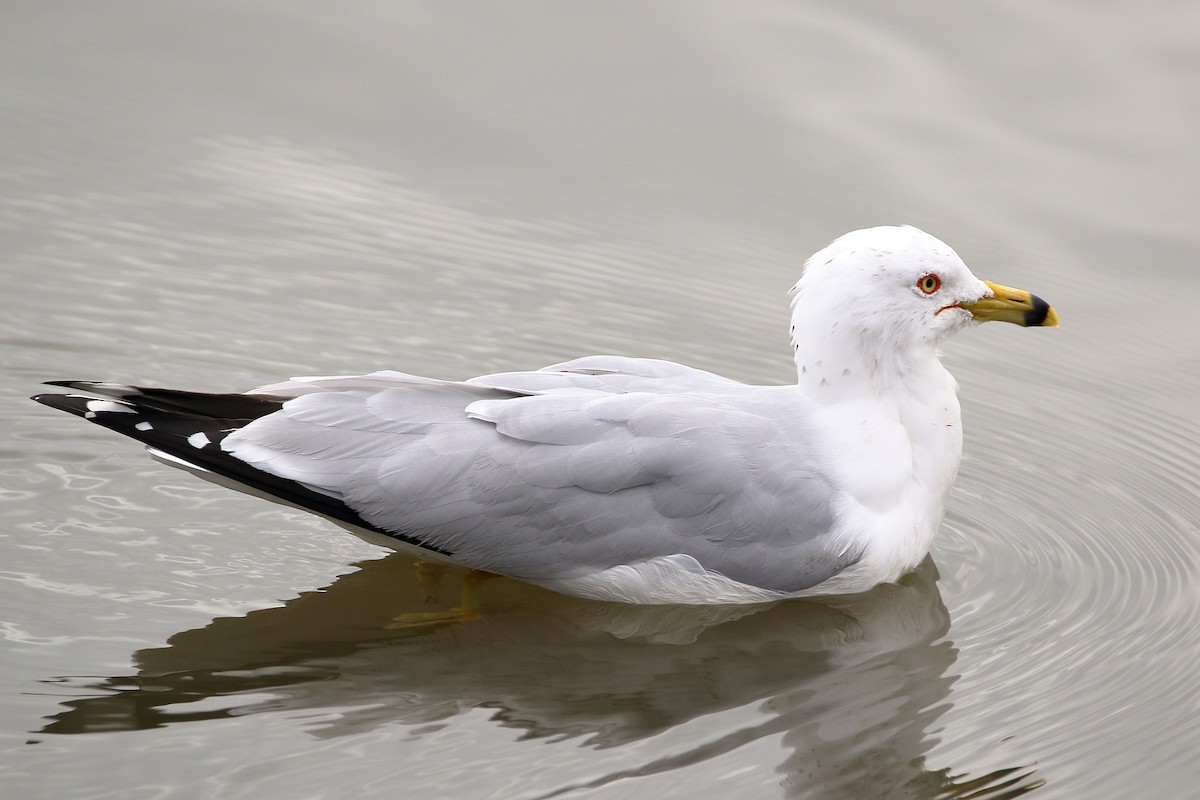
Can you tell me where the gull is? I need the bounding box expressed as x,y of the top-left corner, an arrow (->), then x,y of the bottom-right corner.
32,226 -> 1057,605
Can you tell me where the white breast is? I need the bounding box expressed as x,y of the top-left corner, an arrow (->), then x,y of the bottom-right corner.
812,363 -> 963,591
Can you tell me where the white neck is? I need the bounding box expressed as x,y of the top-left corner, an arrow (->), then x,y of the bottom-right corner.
789,302 -> 963,582
790,305 -> 940,403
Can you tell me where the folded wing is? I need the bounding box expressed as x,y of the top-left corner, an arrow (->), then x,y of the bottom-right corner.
226,364 -> 853,592
35,358 -> 857,594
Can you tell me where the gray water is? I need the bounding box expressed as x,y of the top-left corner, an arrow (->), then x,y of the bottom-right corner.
2,3 -> 1198,798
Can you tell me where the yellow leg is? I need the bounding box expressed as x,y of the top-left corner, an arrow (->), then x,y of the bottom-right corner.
414,560 -> 448,604
387,569 -> 492,630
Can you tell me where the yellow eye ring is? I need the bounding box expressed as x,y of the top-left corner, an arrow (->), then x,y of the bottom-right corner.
917,273 -> 941,294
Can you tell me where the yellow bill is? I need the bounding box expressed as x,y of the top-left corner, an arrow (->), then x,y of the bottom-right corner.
962,281 -> 1059,327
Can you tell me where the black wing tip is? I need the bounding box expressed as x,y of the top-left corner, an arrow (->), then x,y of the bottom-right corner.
30,386 -> 454,559
40,380 -> 139,397
34,381 -> 127,408
34,381 -> 286,420
30,392 -> 92,416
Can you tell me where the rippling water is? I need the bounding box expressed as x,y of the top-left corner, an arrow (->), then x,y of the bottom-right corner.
3,3 -> 1198,798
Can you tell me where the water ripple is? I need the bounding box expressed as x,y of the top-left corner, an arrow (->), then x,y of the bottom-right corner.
936,364 -> 1200,792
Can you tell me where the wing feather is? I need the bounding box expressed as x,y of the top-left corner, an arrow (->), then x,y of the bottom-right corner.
469,355 -> 742,394
217,372 -> 852,592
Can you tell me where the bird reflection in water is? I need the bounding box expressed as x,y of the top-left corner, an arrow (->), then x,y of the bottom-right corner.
36,555 -> 1041,798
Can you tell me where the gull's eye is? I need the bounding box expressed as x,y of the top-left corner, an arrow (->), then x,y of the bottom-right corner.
917,273 -> 941,294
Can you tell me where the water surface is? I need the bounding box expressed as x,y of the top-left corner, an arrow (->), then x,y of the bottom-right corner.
2,3 -> 1198,798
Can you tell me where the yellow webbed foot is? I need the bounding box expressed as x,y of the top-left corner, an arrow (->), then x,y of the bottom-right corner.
387,568 -> 492,631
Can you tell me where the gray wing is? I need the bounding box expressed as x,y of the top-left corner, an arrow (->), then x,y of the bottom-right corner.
224,373 -> 853,593
468,355 -> 745,394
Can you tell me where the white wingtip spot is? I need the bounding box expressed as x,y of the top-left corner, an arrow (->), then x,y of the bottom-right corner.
135,421 -> 154,431
86,400 -> 136,414
187,432 -> 211,449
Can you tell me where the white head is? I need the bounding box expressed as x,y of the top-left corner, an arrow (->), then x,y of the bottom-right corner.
789,226 -> 1056,389
792,226 -> 990,347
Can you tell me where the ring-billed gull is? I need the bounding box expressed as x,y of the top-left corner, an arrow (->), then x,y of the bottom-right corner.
32,226 -> 1057,604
